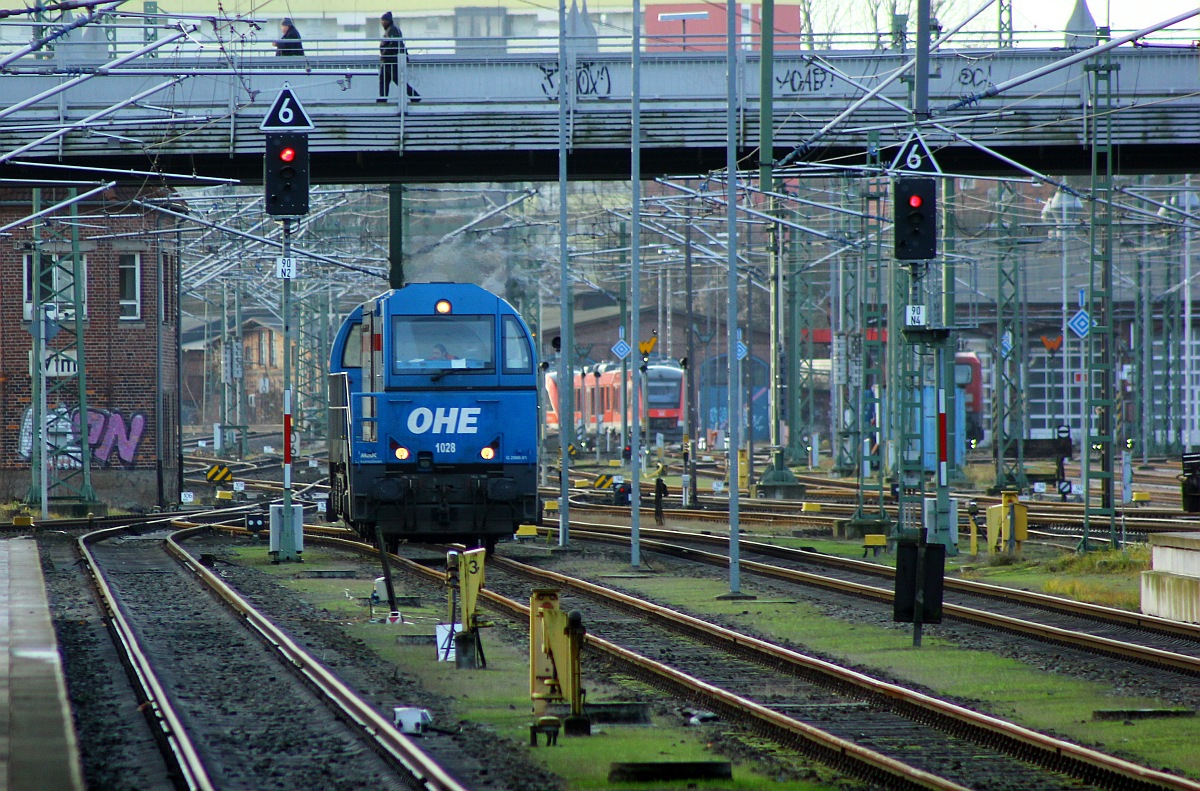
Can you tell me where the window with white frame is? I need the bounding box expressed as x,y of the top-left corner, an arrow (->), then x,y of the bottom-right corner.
118,253 -> 141,320
22,253 -> 88,321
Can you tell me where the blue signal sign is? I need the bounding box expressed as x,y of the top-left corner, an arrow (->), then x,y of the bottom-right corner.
1067,309 -> 1090,339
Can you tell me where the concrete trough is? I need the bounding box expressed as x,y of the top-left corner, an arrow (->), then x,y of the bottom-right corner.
1141,532 -> 1200,624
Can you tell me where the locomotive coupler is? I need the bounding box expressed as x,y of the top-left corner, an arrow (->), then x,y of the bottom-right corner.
434,489 -> 452,524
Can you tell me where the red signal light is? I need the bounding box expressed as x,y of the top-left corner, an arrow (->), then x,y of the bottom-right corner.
280,147 -> 296,163
908,194 -> 923,209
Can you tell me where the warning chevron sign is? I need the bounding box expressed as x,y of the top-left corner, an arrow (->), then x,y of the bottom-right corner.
594,473 -> 613,489
206,464 -> 233,483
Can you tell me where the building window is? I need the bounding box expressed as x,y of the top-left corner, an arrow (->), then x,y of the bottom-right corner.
269,332 -> 278,367
454,7 -> 509,54
22,253 -> 88,321
118,253 -> 141,320
258,332 -> 267,364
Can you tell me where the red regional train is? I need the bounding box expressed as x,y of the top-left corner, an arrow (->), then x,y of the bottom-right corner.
954,350 -> 985,445
544,360 -> 685,441
542,351 -> 985,446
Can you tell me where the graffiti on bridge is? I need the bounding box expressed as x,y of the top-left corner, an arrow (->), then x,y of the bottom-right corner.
538,62 -> 612,99
775,65 -> 831,94
18,405 -> 147,468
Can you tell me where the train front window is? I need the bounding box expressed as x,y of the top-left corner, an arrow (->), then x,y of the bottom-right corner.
647,380 -> 679,405
391,315 -> 495,375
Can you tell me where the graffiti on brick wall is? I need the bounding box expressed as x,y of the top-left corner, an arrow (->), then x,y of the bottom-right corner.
18,406 -> 147,468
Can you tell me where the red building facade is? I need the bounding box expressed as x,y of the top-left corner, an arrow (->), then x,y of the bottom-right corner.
0,187 -> 181,510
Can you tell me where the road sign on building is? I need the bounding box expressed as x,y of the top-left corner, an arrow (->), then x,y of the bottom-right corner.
28,349 -> 78,377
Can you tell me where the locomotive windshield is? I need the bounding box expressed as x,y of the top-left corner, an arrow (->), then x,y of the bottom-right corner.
392,315 -> 495,374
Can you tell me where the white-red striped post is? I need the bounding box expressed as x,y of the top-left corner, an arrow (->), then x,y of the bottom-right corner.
937,386 -> 948,488
283,389 -> 293,488
275,218 -> 300,561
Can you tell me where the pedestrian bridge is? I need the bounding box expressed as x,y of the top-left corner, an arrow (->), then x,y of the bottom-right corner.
2,36 -> 1198,184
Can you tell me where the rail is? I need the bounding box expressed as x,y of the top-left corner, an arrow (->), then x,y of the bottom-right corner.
488,550 -> 1200,791
301,531 -> 1200,790
78,524 -> 215,791
165,523 -> 470,791
561,522 -> 1200,675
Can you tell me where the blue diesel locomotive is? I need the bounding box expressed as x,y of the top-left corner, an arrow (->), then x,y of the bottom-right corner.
326,283 -> 540,551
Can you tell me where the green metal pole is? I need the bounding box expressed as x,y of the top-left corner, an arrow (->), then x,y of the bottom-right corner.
941,178 -> 962,481
389,183 -> 404,290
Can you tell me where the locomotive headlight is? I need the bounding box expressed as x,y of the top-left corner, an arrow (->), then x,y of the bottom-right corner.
480,446 -> 496,460
435,299 -> 452,314
394,446 -> 411,461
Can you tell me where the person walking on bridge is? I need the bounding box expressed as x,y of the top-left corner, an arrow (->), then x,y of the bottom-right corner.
274,18 -> 304,56
379,12 -> 420,103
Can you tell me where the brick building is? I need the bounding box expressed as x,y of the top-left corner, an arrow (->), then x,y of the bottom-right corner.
0,187 -> 181,510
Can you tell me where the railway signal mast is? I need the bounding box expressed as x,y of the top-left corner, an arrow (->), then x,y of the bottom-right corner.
262,85 -> 314,563
891,0 -> 948,649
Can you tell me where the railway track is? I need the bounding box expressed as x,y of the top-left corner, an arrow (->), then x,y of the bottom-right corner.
74,517 -> 467,791
551,485 -> 1197,538
553,521 -> 1200,675
284,530 -> 1200,791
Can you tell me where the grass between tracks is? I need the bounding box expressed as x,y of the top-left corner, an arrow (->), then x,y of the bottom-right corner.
233,537 -> 1193,781
753,532 -> 1148,611
544,551 -> 1199,779
229,545 -> 841,791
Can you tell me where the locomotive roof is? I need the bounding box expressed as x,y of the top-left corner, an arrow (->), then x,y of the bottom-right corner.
366,282 -> 522,316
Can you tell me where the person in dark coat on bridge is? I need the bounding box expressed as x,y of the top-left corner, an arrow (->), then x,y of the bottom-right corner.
379,12 -> 420,103
274,18 -> 304,56
654,476 -> 668,526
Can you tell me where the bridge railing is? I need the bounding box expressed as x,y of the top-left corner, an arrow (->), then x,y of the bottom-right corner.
2,21 -> 1196,68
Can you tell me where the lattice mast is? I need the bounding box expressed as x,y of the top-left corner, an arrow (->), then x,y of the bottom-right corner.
1082,47 -> 1119,549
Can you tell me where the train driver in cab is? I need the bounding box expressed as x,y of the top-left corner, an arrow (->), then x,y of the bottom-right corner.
430,343 -> 456,361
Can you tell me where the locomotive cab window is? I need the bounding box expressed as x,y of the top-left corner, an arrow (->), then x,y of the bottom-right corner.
392,315 -> 494,374
502,315 -> 533,374
341,322 -> 364,368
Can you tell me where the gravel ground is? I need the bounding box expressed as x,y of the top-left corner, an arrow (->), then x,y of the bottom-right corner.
40,529 -> 562,791
187,533 -> 564,791
50,522 -> 1190,791
39,532 -> 176,791
199,535 -> 866,789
